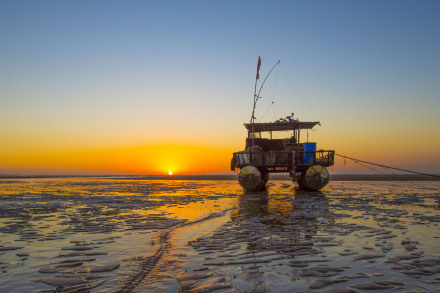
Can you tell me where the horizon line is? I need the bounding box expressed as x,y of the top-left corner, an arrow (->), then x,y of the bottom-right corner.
0,174 -> 439,181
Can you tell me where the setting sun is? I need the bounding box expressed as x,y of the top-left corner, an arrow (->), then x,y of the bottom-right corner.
168,171 -> 173,176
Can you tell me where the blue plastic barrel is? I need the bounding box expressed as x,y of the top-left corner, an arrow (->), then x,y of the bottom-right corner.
303,142 -> 316,164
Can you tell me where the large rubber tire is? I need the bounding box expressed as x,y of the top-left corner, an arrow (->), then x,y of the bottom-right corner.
297,165 -> 329,191
238,166 -> 267,191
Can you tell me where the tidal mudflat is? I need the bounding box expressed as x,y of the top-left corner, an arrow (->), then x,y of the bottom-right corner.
0,178 -> 439,292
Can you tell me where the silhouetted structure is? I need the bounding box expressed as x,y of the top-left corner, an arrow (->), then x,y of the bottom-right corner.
231,120 -> 334,191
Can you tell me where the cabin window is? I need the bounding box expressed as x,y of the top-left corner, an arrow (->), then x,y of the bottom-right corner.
249,132 -> 261,139
271,130 -> 294,140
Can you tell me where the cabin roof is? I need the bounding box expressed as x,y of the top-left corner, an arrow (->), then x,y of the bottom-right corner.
244,121 -> 320,132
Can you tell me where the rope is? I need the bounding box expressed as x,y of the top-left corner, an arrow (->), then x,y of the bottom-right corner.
260,102 -> 275,121
335,154 -> 440,179
279,64 -> 319,121
354,160 -> 439,191
271,65 -> 279,121
259,65 -> 279,121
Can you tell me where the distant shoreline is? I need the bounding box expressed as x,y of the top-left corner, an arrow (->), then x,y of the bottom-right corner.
0,174 -> 439,181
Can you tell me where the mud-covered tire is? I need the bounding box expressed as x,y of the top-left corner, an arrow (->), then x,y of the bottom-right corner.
297,165 -> 329,191
238,166 -> 267,191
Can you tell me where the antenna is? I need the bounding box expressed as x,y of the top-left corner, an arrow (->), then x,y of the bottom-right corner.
250,59 -> 280,124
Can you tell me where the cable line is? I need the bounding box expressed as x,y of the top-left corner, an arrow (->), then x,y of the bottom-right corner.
259,65 -> 279,122
335,154 -> 440,179
353,160 -> 439,191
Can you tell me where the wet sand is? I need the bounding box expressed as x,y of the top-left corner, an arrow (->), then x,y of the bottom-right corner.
0,178 -> 439,292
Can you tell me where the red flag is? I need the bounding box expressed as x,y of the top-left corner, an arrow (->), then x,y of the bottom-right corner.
256,56 -> 261,80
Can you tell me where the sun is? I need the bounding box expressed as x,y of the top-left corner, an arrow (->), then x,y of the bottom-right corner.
168,171 -> 173,176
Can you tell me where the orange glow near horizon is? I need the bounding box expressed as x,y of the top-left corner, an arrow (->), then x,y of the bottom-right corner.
1,135 -> 440,175
1,123 -> 440,176
0,144 -> 235,175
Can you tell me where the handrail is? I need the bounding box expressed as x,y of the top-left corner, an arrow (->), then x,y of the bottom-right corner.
232,150 -> 334,168
295,150 -> 335,166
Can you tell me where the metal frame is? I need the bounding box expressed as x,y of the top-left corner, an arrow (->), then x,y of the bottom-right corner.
232,150 -> 334,172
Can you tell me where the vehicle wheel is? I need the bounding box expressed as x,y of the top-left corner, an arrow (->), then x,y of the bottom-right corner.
238,166 -> 267,191
297,165 -> 329,191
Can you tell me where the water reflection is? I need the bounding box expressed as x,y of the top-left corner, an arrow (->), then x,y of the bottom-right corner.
229,187 -> 331,252
231,190 -> 270,219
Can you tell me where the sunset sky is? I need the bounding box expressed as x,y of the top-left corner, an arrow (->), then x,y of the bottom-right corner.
1,0 -> 439,175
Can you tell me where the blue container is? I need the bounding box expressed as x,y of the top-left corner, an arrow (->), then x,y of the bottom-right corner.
303,142 -> 316,164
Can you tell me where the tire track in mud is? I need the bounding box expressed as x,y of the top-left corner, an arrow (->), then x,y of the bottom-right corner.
114,209 -> 232,293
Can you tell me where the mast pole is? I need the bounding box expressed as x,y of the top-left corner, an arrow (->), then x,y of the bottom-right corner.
250,58 -> 280,150
250,57 -> 261,151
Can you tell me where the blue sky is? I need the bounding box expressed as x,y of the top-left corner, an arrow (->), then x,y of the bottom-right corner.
1,0 -> 439,174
